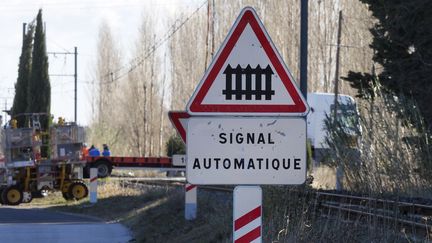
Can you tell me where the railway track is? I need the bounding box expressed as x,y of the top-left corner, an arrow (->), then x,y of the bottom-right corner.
112,177 -> 432,237
315,191 -> 432,237
111,177 -> 233,192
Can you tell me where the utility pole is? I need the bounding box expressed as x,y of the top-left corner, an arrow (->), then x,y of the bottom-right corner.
300,0 -> 308,100
334,10 -> 343,191
23,23 -> 26,42
3,100 -> 7,126
204,1 -> 210,72
211,0 -> 215,57
47,47 -> 78,123
74,47 -> 77,123
333,11 -> 343,122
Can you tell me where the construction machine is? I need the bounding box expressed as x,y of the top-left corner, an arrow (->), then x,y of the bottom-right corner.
0,113 -> 88,205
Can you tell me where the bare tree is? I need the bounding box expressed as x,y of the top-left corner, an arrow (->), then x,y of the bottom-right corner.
121,12 -> 168,156
95,21 -> 122,122
89,21 -> 125,153
169,6 -> 207,111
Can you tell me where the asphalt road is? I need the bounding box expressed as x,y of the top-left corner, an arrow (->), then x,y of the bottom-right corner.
0,207 -> 132,243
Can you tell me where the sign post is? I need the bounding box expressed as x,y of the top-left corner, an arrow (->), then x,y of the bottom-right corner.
89,168 -> 98,204
233,186 -> 262,243
185,183 -> 197,220
169,112 -> 197,220
176,7 -> 309,242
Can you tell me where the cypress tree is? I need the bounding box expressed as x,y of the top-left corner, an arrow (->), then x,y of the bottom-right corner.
27,9 -> 51,130
12,24 -> 34,127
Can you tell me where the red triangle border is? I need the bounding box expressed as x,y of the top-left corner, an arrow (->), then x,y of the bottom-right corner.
188,8 -> 308,115
168,111 -> 190,143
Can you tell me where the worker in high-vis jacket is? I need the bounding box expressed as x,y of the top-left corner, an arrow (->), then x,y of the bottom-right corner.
81,143 -> 89,158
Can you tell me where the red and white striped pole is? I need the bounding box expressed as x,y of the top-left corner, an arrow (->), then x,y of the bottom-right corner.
185,183 -> 197,220
233,186 -> 262,243
89,168 -> 98,203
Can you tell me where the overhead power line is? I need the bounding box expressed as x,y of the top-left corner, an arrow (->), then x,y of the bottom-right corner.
47,38 -> 73,53
100,0 -> 208,84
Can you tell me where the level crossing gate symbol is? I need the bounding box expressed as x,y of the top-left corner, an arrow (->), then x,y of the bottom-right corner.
222,64 -> 275,101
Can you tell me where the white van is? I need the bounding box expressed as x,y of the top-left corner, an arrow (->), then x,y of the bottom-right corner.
307,92 -> 360,163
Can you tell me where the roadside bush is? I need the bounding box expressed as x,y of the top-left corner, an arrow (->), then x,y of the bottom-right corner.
165,134 -> 185,157
324,84 -> 432,197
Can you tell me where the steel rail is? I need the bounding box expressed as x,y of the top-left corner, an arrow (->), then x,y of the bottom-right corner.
320,202 -> 432,236
316,191 -> 432,216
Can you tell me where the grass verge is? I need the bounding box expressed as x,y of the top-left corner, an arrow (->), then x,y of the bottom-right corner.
31,179 -> 232,243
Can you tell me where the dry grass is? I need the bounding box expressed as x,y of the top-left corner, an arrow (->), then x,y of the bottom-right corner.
324,88 -> 432,197
124,189 -> 232,243
110,169 -> 167,178
311,165 -> 336,190
263,185 -> 422,242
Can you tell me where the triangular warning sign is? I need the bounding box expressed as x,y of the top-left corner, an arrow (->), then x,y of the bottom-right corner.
168,111 -> 190,143
187,7 -> 309,116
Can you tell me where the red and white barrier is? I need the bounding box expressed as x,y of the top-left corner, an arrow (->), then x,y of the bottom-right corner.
233,186 -> 262,243
185,183 -> 197,220
89,168 -> 98,203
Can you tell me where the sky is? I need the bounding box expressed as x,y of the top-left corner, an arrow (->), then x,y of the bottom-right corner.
0,0 -> 202,126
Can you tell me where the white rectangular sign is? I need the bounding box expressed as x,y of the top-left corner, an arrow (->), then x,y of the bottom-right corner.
187,117 -> 306,185
172,154 -> 186,166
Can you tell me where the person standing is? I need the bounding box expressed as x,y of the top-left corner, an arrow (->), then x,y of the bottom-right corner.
102,144 -> 111,156
88,145 -> 100,156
